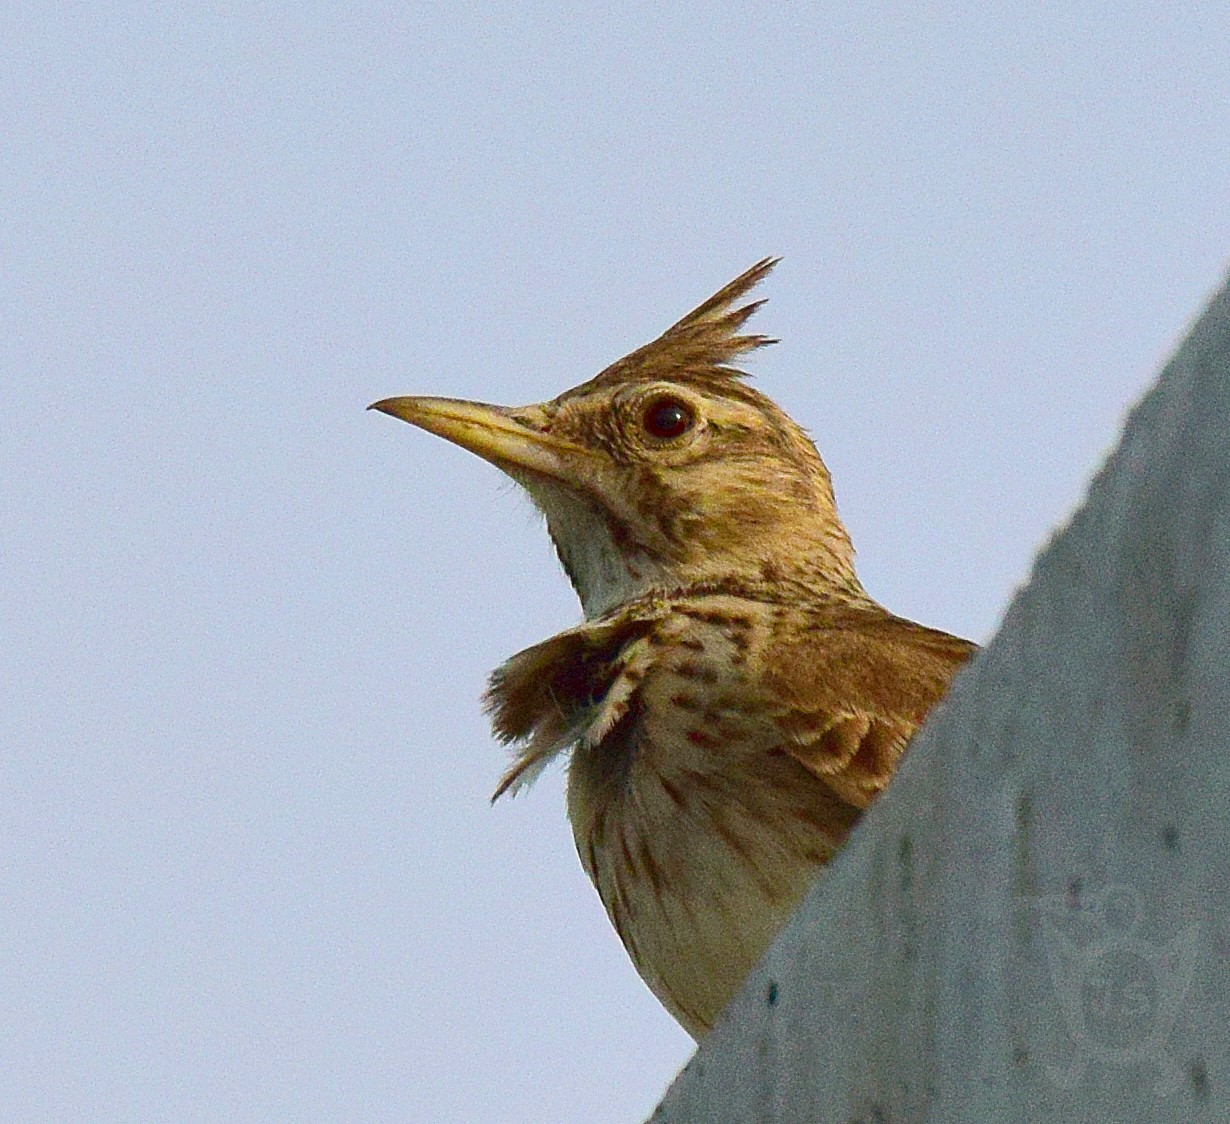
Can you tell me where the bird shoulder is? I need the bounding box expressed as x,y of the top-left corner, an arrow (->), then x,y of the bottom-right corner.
761,607 -> 976,808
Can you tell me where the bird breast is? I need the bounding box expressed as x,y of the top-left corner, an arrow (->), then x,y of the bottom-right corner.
563,599 -> 857,1036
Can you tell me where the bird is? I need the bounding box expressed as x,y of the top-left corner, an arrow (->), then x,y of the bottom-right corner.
370,259 -> 976,1038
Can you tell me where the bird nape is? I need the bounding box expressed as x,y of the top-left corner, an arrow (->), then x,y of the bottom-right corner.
371,259 -> 975,1038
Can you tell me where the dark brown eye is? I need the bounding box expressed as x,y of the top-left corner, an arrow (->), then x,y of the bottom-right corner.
642,396 -> 694,439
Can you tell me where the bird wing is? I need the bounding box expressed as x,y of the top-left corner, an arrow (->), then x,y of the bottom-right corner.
484,611 -> 660,799
761,609 -> 976,809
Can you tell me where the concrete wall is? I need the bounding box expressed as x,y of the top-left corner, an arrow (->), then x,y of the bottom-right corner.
650,271 -> 1230,1123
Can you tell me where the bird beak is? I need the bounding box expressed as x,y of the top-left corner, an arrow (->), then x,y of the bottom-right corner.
369,395 -> 585,484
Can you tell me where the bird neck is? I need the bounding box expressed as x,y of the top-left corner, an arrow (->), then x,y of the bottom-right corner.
533,475 -> 868,619
539,492 -> 666,619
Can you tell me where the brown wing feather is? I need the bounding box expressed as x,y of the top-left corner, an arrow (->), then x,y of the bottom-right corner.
484,613 -> 658,799
763,608 -> 976,809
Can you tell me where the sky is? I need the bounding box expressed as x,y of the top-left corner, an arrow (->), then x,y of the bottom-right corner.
2,4 -> 1229,1121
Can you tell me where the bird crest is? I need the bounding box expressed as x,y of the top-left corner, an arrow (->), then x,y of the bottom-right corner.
582,258 -> 780,393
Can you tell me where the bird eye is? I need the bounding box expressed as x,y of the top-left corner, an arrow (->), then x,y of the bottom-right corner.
642,396 -> 695,440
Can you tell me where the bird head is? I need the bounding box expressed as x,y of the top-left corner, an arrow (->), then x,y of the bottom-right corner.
372,259 -> 862,618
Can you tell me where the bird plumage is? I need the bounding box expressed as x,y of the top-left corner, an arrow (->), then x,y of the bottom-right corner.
371,260 -> 976,1037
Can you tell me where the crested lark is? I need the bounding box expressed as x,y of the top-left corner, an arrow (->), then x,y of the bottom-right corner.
371,260 -> 975,1038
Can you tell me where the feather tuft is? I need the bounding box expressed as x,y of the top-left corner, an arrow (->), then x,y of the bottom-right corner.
582,258 -> 780,393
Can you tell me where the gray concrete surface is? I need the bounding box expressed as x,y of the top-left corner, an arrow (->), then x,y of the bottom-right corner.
651,270 -> 1230,1123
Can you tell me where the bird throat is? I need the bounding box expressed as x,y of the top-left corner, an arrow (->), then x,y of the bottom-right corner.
526,480 -> 660,619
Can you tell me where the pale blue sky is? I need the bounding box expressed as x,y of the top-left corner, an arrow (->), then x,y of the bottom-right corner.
3,4 -> 1229,1121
